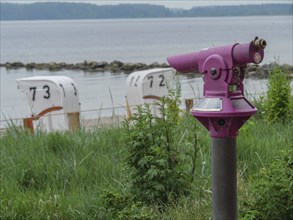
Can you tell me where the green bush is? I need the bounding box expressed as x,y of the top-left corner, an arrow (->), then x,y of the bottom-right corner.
123,88 -> 199,206
241,149 -> 293,220
264,65 -> 292,123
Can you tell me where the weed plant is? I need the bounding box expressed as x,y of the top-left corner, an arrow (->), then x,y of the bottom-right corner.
123,96 -> 198,205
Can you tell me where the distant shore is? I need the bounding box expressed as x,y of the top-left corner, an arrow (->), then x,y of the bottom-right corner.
1,3 -> 291,21
1,61 -> 292,78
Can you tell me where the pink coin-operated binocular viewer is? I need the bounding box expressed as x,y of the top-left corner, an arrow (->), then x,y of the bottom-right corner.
168,36 -> 266,137
167,37 -> 266,220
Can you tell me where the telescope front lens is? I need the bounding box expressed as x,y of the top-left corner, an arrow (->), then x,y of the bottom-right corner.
252,37 -> 267,49
260,39 -> 267,49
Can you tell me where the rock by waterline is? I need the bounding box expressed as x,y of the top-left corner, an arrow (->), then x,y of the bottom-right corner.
1,60 -> 292,78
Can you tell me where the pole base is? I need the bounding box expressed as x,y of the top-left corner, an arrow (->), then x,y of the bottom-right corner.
212,137 -> 237,220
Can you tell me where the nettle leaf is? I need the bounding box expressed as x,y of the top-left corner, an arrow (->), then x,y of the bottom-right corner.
146,168 -> 159,180
152,183 -> 164,192
155,159 -> 168,168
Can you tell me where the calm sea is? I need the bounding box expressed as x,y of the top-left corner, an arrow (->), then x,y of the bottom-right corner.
1,16 -> 292,128
1,16 -> 292,64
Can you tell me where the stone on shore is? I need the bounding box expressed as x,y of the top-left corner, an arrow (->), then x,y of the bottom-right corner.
4,62 -> 25,69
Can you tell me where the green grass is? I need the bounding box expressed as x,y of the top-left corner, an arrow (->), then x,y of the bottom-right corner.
0,118 -> 292,219
238,120 -> 293,175
0,126 -> 126,219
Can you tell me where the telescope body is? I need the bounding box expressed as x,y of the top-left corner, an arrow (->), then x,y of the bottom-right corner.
167,37 -> 266,137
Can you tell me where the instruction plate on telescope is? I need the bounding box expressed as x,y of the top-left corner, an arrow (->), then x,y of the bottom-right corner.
193,98 -> 222,111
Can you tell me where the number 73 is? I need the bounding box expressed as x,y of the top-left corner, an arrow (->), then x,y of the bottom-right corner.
29,85 -> 50,101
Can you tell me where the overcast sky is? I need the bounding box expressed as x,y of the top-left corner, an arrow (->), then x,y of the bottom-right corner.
2,0 -> 291,9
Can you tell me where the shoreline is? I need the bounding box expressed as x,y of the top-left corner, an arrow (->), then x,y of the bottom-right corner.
1,60 -> 292,78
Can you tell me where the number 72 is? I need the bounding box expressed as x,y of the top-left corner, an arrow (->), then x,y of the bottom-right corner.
147,75 -> 165,88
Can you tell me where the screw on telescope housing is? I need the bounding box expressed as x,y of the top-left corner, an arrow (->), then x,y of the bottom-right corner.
252,36 -> 267,50
232,67 -> 239,75
233,67 -> 240,78
211,68 -> 217,76
218,119 -> 226,126
210,67 -> 221,79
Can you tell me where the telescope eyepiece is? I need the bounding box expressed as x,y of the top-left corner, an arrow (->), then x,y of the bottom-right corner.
252,36 -> 267,49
